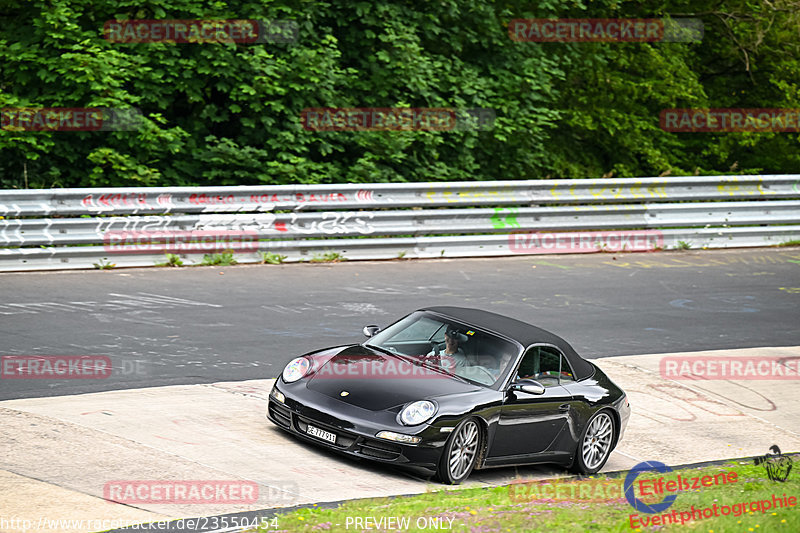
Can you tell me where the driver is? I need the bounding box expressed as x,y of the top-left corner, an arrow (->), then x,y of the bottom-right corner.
428,326 -> 468,370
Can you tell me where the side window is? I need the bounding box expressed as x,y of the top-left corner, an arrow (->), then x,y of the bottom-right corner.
538,347 -> 561,378
515,346 -> 575,386
558,350 -> 575,383
516,348 -> 540,381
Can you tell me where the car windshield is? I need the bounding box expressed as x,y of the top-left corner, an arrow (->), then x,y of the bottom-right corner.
365,312 -> 520,387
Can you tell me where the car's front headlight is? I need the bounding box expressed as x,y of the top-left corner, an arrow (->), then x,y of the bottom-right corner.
399,400 -> 437,426
282,357 -> 311,383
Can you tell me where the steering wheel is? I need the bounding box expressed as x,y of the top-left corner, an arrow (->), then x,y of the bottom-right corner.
426,341 -> 443,364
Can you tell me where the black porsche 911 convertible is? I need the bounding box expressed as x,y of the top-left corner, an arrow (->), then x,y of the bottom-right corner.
267,306 -> 630,484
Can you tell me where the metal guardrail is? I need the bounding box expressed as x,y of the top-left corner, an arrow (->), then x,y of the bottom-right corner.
4,226 -> 800,271
1,176 -> 799,271
1,175 -> 798,216
3,201 -> 800,247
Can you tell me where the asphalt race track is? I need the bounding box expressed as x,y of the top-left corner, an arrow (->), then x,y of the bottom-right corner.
2,247 -> 800,401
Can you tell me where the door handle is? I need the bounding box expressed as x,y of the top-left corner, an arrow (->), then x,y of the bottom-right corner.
559,404 -> 570,411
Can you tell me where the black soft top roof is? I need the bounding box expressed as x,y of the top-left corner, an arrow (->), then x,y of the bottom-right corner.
422,306 -> 595,381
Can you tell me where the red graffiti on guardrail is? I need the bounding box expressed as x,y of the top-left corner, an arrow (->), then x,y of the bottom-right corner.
82,193 -> 149,209
248,193 -> 348,203
80,192 -> 352,211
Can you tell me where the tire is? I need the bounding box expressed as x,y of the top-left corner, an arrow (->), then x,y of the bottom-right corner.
570,410 -> 615,475
436,418 -> 481,484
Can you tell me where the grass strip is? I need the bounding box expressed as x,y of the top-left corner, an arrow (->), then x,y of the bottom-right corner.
255,457 -> 798,532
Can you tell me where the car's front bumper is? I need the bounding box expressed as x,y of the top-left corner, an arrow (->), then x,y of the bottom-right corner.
267,381 -> 447,475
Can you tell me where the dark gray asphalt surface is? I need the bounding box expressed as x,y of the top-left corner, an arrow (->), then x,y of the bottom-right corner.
2,248 -> 799,401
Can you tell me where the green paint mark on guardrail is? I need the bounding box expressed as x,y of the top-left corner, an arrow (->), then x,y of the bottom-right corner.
490,207 -> 520,229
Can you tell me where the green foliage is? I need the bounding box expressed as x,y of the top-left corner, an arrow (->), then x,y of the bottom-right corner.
92,258 -> 116,269
676,240 -> 692,250
201,251 -> 237,265
2,1 -> 800,188
155,253 -> 184,267
260,251 -> 288,264
310,251 -> 345,262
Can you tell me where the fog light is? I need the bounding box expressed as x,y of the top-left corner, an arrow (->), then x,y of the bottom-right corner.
376,431 -> 421,444
272,389 -> 285,404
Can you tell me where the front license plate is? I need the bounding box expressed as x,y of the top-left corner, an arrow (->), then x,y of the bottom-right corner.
307,424 -> 336,444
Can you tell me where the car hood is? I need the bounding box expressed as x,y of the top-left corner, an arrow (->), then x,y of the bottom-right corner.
305,345 -> 482,411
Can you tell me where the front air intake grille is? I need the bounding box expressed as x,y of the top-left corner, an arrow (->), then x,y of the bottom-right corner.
269,401 -> 291,428
358,438 -> 402,460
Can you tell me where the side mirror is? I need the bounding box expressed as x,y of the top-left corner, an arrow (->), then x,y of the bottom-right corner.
362,325 -> 381,338
510,379 -> 545,395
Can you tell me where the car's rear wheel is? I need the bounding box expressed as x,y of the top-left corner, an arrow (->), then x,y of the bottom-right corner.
437,418 -> 481,484
570,410 -> 615,474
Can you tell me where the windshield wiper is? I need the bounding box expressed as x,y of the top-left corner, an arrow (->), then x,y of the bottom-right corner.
405,354 -> 472,384
365,345 -> 471,384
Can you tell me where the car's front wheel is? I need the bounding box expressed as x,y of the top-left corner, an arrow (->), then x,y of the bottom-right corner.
437,417 -> 481,484
570,410 -> 615,474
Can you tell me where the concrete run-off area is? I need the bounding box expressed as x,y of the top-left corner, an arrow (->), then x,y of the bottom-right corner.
0,347 -> 798,532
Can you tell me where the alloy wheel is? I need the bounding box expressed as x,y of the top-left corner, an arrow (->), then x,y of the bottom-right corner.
448,420 -> 479,480
582,412 -> 613,470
